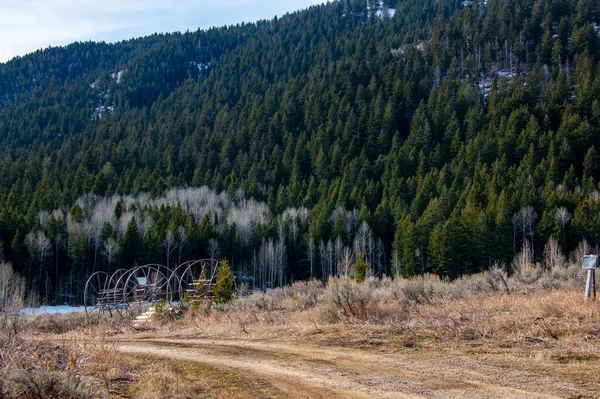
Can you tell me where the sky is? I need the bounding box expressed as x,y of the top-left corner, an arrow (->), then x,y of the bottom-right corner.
0,0 -> 326,63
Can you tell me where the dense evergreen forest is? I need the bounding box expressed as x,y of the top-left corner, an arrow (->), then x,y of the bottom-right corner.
1,0 -> 600,304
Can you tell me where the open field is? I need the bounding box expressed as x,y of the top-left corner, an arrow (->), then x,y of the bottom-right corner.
114,331 -> 600,398
2,267 -> 600,398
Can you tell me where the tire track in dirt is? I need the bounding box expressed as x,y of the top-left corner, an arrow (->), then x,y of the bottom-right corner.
116,338 -> 596,398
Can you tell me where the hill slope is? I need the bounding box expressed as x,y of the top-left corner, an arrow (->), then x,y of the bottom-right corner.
1,0 -> 600,302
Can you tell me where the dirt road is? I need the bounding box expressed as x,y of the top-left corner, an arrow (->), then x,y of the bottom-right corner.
116,336 -> 599,398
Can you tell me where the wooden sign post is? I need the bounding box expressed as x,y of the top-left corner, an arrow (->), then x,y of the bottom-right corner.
582,255 -> 597,301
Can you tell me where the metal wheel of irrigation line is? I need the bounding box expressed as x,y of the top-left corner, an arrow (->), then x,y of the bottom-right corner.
120,264 -> 170,317
84,271 -> 111,322
179,259 -> 218,305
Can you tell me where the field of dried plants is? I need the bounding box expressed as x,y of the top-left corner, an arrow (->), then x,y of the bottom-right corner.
1,259 -> 600,398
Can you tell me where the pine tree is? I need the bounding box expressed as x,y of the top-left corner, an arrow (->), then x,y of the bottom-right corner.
213,259 -> 234,303
122,218 -> 140,268
353,252 -> 368,282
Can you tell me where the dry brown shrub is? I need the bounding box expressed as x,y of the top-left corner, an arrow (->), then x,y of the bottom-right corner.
248,292 -> 274,311
27,312 -> 88,334
237,280 -> 324,313
412,289 -> 600,349
0,262 -> 30,314
162,254 -> 593,345
320,277 -> 371,322
274,279 -> 323,306
365,299 -> 409,325
0,334 -> 98,399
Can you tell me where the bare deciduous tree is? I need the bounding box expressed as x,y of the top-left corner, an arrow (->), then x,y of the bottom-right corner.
512,241 -> 534,276
83,219 -> 101,273
542,236 -> 566,270
137,214 -> 154,237
355,221 -> 373,266
307,237 -> 315,278
38,211 -> 50,230
346,208 -> 359,242
319,239 -> 327,282
375,238 -> 386,277
554,207 -> 571,244
276,239 -> 286,286
334,236 -> 343,276
391,249 -> 401,278
327,239 -> 334,277
571,239 -> 591,266
208,238 -> 220,275
25,231 -> 50,301
512,205 -> 538,254
0,262 -> 28,313
328,206 -> 346,231
340,247 -> 353,277
102,237 -> 117,268
227,198 -> 270,246
25,231 -> 50,270
177,226 -> 187,265
164,230 -> 176,269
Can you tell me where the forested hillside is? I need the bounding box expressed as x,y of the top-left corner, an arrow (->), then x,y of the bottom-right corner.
1,0 -> 600,304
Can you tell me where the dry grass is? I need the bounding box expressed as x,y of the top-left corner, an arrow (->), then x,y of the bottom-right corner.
0,331 -> 98,398
3,262 -> 597,397
0,309 -> 139,398
0,318 -> 270,398
147,263 -> 598,354
120,355 -> 276,399
412,290 -> 600,345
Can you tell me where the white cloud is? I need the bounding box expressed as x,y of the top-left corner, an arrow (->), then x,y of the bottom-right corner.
0,0 -> 325,62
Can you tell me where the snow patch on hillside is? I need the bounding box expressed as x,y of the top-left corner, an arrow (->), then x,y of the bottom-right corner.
90,72 -> 121,119
93,104 -> 115,120
190,61 -> 211,74
478,69 -> 518,97
111,70 -> 125,84
461,0 -> 487,7
369,1 -> 395,19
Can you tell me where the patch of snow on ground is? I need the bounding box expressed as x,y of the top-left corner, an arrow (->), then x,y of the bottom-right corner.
190,61 -> 211,73
376,3 -> 396,19
478,69 -> 517,97
93,103 -> 116,120
461,0 -> 488,6
496,70 -> 514,78
376,7 -> 396,18
479,76 -> 493,97
110,70 -> 125,84
21,305 -> 86,315
369,1 -> 396,19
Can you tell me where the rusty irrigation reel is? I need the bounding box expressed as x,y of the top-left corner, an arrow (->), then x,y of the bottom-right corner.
169,259 -> 220,307
84,259 -> 225,321
120,264 -> 170,316
84,264 -> 170,321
